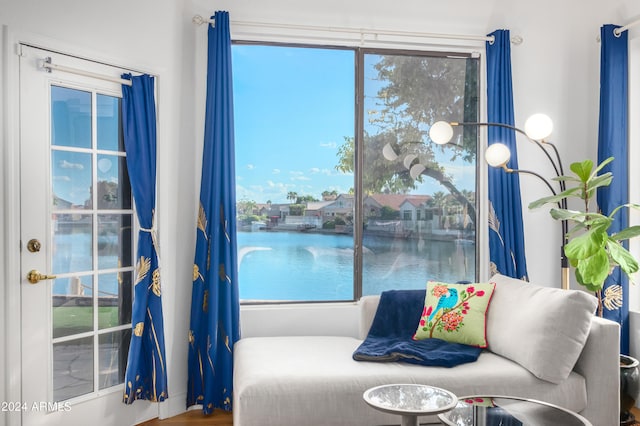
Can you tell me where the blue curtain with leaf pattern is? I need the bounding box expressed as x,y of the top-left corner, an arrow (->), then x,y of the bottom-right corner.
486,30 -> 529,280
121,74 -> 168,403
598,24 -> 629,354
187,11 -> 240,414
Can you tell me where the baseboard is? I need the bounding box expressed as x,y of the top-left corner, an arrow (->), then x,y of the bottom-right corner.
159,390 -> 188,420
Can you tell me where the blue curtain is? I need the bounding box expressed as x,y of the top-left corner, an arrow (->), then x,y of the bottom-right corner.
598,24 -> 629,354
486,30 -> 529,280
187,11 -> 240,414
121,74 -> 168,403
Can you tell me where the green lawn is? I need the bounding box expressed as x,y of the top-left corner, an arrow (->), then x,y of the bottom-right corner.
53,306 -> 122,338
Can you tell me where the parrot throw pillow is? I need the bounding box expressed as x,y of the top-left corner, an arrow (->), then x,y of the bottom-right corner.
413,281 -> 495,347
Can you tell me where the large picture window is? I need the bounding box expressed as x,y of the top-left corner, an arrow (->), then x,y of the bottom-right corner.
233,43 -> 478,303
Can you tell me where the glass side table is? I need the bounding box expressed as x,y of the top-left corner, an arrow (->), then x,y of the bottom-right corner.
363,384 -> 458,426
438,395 -> 593,426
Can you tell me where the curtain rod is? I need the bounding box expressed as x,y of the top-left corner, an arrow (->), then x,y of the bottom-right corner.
41,57 -> 133,86
192,15 -> 524,45
614,18 -> 640,35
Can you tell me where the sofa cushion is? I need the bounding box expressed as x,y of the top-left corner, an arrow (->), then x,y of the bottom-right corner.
413,281 -> 495,347
486,274 -> 598,384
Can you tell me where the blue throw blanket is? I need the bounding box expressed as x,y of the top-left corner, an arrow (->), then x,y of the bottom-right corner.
353,289 -> 481,367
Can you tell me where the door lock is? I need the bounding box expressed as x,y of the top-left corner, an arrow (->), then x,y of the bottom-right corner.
26,239 -> 42,253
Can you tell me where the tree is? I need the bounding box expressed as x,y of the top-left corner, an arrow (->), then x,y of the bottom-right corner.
372,55 -> 478,162
296,194 -> 319,204
321,190 -> 338,200
336,133 -> 476,224
380,205 -> 399,220
237,199 -> 257,215
335,54 -> 478,224
430,191 -> 447,215
286,192 -> 298,203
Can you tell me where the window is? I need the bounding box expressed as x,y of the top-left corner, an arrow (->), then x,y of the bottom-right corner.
233,43 -> 478,303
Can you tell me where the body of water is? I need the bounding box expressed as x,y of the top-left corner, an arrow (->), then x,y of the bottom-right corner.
238,231 -> 475,301
52,231 -> 124,297
52,228 -> 476,302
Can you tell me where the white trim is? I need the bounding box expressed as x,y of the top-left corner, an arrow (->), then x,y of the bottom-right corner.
477,49 -> 490,282
3,25 -> 23,426
158,390 -> 187,420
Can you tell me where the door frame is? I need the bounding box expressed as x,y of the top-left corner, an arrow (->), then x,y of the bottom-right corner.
1,27 -> 160,426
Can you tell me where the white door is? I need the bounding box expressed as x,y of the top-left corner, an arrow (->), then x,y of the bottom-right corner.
19,45 -> 156,426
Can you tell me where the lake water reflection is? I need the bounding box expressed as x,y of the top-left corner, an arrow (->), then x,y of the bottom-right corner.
238,231 -> 476,302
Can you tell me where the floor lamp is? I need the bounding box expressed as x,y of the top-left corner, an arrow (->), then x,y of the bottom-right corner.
429,114 -> 570,290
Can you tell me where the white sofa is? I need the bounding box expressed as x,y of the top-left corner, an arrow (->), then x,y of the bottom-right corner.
233,274 -> 620,426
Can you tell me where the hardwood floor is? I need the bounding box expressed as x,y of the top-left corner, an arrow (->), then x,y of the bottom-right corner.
139,408 -> 640,426
138,409 -> 232,425
631,406 -> 640,425
140,406 -> 640,425
142,407 -> 640,425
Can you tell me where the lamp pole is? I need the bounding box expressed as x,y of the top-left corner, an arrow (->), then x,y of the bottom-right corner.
430,117 -> 570,290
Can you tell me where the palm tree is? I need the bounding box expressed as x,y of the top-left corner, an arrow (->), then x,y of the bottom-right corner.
287,192 -> 298,203
431,191 -> 447,217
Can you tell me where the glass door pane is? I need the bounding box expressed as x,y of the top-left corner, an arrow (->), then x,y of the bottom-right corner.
50,86 -> 134,401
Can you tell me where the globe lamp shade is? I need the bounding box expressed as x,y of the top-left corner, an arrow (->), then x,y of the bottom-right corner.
382,142 -> 398,161
524,113 -> 553,141
429,121 -> 454,145
485,143 -> 511,168
410,163 -> 426,180
403,154 -> 418,169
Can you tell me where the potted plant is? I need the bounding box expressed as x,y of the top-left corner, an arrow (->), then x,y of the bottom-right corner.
529,156 -> 640,424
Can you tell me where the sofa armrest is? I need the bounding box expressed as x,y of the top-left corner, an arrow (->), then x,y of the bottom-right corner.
358,295 -> 380,339
573,316 -> 620,426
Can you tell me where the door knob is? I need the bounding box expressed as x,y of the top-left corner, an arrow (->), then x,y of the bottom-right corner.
26,269 -> 57,284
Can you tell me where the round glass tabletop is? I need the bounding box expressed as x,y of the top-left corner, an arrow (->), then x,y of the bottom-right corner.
438,395 -> 593,426
363,384 -> 458,416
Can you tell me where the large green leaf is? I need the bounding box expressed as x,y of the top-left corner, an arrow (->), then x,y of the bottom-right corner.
570,159 -> 594,182
574,261 -> 604,292
552,174 -> 581,183
577,249 -> 610,290
608,239 -> 639,274
549,208 -> 586,222
528,186 -> 582,209
585,173 -> 613,192
609,203 -> 640,219
564,229 -> 607,260
592,156 -> 614,176
587,219 -> 612,233
612,226 -> 640,242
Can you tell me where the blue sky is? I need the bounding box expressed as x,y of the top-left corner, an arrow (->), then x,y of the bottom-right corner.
233,45 -> 355,204
232,45 -> 474,204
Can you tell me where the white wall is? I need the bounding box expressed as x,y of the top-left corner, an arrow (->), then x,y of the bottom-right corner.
2,0 -> 640,424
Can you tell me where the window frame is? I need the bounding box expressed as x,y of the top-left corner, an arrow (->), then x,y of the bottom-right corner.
233,40 -> 482,304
